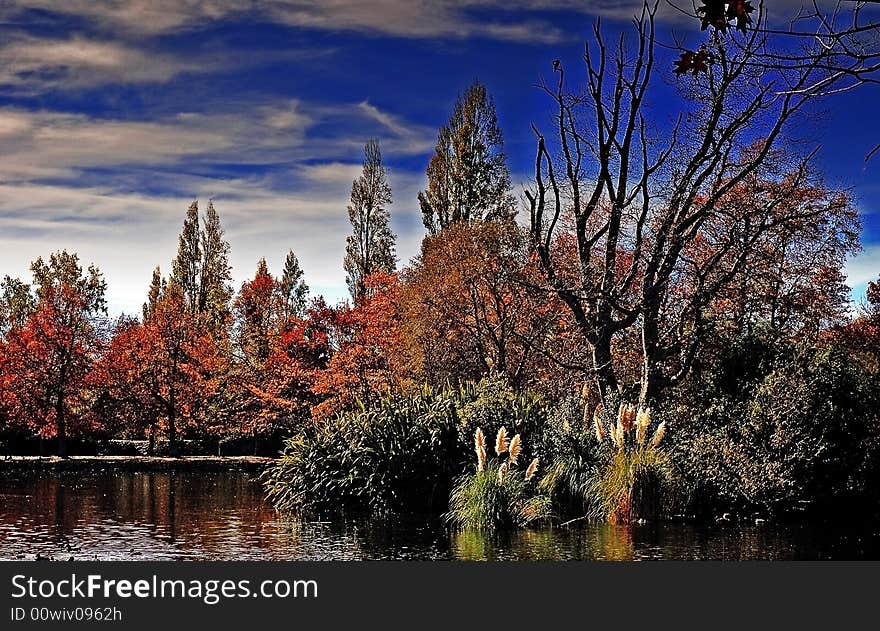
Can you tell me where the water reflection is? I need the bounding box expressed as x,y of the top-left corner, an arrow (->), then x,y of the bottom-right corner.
0,471 -> 878,560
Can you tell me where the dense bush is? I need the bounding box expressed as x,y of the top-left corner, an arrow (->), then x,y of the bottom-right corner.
672,334 -> 880,518
263,375 -> 549,517
533,395 -> 600,517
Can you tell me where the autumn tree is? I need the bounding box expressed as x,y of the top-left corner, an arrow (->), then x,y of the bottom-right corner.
526,2 -> 868,406
419,80 -> 516,234
867,276 -> 880,322
313,273 -> 404,419
0,251 -> 107,456
400,221 -> 567,391
231,302 -> 331,452
102,283 -> 224,453
0,276 -> 35,337
706,155 -> 860,340
344,139 -> 396,301
90,316 -> 158,448
278,249 -> 309,320
170,201 -> 201,314
142,266 -> 166,321
199,201 -> 233,327
233,259 -> 277,371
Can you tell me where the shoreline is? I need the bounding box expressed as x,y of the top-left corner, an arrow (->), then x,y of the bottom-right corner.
0,455 -> 274,473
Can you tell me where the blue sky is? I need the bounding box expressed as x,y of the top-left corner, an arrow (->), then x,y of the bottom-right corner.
0,0 -> 878,315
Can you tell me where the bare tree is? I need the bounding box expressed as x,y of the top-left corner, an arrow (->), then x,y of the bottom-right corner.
526,1 -> 866,406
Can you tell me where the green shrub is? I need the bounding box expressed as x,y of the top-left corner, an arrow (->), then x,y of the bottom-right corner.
672,336 -> 880,517
263,387 -> 462,516
263,375 -> 551,517
534,395 -> 600,517
456,373 -> 547,446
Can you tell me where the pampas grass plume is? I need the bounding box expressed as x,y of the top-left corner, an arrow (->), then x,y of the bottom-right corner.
495,427 -> 509,456
508,434 -> 522,464
525,458 -> 539,481
650,421 -> 666,448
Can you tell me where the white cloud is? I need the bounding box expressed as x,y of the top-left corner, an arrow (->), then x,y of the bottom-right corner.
0,97 -> 433,314
0,0 -> 855,45
0,169 -> 427,314
0,98 -> 434,187
0,0 -> 591,42
0,36 -> 191,91
846,244 -> 880,301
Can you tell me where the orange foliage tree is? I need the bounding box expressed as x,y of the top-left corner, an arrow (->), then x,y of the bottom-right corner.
312,273 -> 404,419
228,259 -> 327,452
400,221 -> 570,393
0,252 -> 107,456
92,284 -> 226,453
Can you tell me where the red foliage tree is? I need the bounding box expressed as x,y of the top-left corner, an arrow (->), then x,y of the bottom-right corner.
312,273 -> 404,419
226,260 -> 329,452
0,252 -> 106,456
93,284 -> 225,454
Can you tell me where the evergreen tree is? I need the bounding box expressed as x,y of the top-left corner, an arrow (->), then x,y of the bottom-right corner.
418,81 -> 515,234
279,249 -> 309,319
344,138 -> 396,301
169,201 -> 201,314
198,200 -> 233,327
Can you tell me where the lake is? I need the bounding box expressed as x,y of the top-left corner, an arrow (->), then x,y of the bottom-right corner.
1,470 -> 878,560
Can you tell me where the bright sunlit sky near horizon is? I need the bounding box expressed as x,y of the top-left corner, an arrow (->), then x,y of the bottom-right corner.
0,0 -> 878,316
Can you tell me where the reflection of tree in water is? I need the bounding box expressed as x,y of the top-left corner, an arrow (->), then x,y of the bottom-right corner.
6,472 -> 877,560
452,525 -> 636,561
1,471 -> 293,559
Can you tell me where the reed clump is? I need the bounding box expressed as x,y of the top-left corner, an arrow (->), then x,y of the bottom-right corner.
587,403 -> 673,525
445,426 -> 551,530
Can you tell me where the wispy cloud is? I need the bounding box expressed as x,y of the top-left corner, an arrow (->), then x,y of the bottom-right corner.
1,0 -> 588,42
0,96 -> 432,313
0,97 -> 433,184
0,33 -> 333,93
0,36 -> 193,92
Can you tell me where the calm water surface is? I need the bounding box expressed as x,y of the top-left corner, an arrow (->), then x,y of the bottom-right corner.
1,470 -> 878,560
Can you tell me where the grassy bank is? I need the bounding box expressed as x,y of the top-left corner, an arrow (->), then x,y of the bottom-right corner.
0,455 -> 273,473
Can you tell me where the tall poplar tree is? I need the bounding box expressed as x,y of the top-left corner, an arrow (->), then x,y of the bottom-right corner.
418,81 -> 515,234
168,200 -> 232,328
344,139 -> 396,301
279,249 -> 308,320
198,200 -> 233,327
169,201 -> 201,314
142,267 -> 165,321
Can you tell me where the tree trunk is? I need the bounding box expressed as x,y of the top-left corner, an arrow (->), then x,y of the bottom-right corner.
639,298 -> 665,407
168,408 -> 178,457
592,332 -> 619,405
55,394 -> 67,459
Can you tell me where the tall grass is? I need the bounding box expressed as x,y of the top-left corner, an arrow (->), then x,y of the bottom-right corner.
263,376 -> 548,517
586,403 -> 673,524
445,427 -> 550,530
